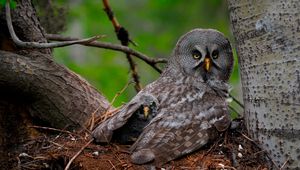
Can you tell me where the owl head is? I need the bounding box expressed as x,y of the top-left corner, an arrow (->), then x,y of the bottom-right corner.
169,29 -> 234,82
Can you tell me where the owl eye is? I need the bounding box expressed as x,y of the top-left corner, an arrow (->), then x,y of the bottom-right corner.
212,50 -> 219,59
192,50 -> 202,59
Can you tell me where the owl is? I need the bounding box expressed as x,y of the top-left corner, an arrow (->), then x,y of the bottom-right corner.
92,28 -> 234,166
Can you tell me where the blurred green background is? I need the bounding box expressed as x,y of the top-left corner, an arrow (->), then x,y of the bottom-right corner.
36,0 -> 242,116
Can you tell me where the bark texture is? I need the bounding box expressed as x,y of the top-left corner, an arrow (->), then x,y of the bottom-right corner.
0,50 -> 111,129
0,0 -> 111,167
228,0 -> 300,168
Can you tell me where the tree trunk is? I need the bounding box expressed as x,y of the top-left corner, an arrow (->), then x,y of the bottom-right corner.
0,0 -> 111,167
228,0 -> 300,168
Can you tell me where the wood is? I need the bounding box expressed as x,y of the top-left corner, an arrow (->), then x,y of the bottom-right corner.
0,0 -> 111,168
0,50 -> 111,129
228,0 -> 300,168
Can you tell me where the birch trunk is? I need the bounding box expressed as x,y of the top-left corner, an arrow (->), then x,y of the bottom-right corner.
228,0 -> 300,168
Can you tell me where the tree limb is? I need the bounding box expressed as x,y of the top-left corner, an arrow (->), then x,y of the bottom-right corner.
0,50 -> 111,129
102,0 -> 141,91
5,1 -> 103,49
46,34 -> 166,72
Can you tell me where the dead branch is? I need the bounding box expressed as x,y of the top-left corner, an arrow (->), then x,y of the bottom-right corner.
88,81 -> 132,131
5,1 -> 102,49
64,138 -> 93,170
46,34 -> 166,73
29,125 -> 76,136
102,0 -> 142,92
238,131 -> 279,169
125,54 -> 142,91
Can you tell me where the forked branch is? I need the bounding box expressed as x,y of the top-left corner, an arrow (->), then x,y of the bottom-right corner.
46,34 -> 166,72
5,1 -> 102,49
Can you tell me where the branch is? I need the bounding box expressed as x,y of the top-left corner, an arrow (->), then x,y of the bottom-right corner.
5,1 -> 102,49
46,34 -> 166,73
102,0 -> 141,92
229,94 -> 244,108
64,139 -> 93,170
102,0 -> 120,32
0,50 -> 111,129
125,54 -> 142,91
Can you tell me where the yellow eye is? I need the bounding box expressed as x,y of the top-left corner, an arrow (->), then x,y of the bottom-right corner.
193,54 -> 200,59
212,50 -> 219,59
192,50 -> 202,59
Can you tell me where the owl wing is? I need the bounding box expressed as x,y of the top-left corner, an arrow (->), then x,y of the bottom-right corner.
92,93 -> 159,143
130,104 -> 230,166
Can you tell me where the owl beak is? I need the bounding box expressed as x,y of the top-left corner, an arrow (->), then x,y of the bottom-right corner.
204,57 -> 211,72
143,106 -> 150,119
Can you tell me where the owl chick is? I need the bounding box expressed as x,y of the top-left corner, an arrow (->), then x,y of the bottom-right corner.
111,100 -> 157,144
92,28 -> 234,166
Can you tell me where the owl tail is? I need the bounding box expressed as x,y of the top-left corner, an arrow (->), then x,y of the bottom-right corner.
130,149 -> 155,164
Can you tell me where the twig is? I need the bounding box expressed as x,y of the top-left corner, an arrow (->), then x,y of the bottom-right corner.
238,131 -> 280,169
217,165 -> 237,170
125,53 -> 142,91
100,80 -> 132,122
107,160 -> 117,170
5,0 -> 102,49
102,0 -> 142,92
64,138 -> 93,170
89,80 -> 132,130
110,145 -> 130,170
253,149 -> 266,156
49,141 -> 66,149
46,34 -> 165,73
110,80 -> 133,106
194,137 -> 223,165
239,132 -> 255,142
102,0 -> 120,32
29,125 -> 76,136
229,94 -> 244,108
280,157 -> 289,170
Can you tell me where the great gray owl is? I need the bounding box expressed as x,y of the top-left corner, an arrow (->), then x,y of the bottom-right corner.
92,28 -> 234,166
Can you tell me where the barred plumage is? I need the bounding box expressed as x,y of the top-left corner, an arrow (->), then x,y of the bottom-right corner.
92,28 -> 234,166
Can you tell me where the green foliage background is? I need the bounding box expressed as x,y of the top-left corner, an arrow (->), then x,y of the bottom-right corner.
51,0 -> 241,112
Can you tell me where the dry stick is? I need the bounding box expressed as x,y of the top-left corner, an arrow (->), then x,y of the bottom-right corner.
101,80 -> 132,123
89,81 -> 132,130
111,146 -> 129,170
192,137 -> 223,167
110,80 -> 133,106
5,1 -> 102,49
64,138 -> 93,170
107,160 -> 117,170
125,54 -> 142,91
102,0 -> 142,92
239,132 -> 255,142
238,131 -> 280,169
29,125 -> 76,136
46,34 -> 165,73
280,157 -> 289,170
253,149 -> 266,156
219,166 -> 237,170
